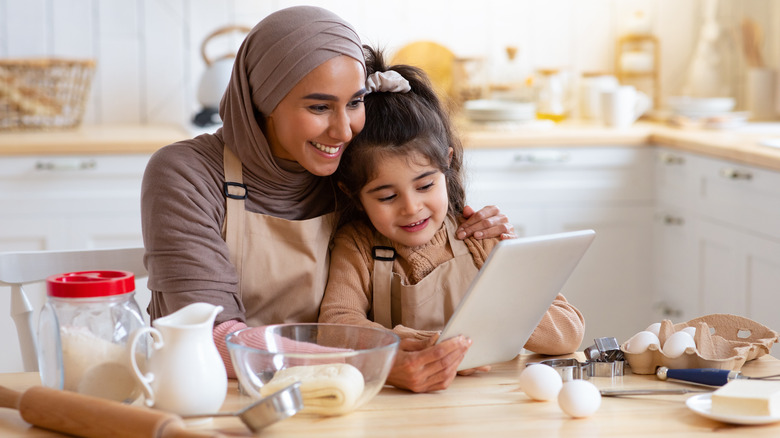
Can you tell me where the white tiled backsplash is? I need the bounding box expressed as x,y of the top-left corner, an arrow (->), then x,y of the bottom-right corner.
0,0 -> 776,128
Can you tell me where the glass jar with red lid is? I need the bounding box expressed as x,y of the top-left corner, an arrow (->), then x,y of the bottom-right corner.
37,270 -> 146,403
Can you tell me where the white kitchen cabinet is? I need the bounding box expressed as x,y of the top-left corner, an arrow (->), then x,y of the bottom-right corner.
464,146 -> 655,348
0,154 -> 149,251
652,147 -> 780,357
652,148 -> 700,322
0,153 -> 152,372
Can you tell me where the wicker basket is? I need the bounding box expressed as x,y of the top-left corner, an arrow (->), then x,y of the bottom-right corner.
0,58 -> 95,131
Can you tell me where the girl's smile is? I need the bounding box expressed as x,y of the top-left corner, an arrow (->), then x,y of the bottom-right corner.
359,151 -> 449,248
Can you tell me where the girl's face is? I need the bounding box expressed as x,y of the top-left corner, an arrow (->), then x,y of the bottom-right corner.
265,56 -> 367,176
359,150 -> 450,248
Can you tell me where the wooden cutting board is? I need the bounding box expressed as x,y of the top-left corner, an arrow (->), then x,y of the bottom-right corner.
390,41 -> 455,99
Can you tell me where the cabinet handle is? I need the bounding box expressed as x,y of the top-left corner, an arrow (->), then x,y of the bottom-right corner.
513,151 -> 570,164
663,215 -> 685,226
35,159 -> 97,171
659,152 -> 685,165
719,167 -> 753,180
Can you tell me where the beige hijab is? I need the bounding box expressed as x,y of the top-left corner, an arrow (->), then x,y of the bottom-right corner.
217,5 -> 366,216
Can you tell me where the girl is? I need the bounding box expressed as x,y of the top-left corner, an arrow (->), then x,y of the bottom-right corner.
141,6 -> 513,394
319,47 -> 585,389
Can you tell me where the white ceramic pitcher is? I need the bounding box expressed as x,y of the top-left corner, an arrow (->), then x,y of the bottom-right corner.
128,302 -> 227,415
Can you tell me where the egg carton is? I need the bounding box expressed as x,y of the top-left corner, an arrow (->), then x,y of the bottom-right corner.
620,314 -> 779,375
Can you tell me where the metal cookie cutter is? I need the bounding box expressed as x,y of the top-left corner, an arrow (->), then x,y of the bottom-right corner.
527,337 -> 625,381
584,337 -> 625,363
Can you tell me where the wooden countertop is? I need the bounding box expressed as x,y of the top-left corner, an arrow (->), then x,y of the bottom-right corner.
0,124 -> 188,156
2,354 -> 780,437
462,121 -> 780,171
3,122 -> 780,172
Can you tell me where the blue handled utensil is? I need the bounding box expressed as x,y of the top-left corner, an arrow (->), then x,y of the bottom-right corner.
656,367 -> 780,387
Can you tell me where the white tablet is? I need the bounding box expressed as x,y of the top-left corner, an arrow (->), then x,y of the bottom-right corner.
437,229 -> 595,371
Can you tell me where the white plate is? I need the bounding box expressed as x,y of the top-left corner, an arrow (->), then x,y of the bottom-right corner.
668,96 -> 735,118
464,99 -> 536,122
686,394 -> 780,425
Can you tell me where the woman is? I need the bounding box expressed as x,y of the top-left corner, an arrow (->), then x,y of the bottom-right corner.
141,6 -> 513,393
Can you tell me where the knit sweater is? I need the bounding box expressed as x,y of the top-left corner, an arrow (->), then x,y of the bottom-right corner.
319,219 -> 586,355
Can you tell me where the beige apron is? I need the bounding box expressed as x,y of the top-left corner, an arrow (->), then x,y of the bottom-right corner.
371,219 -> 478,331
223,147 -> 334,326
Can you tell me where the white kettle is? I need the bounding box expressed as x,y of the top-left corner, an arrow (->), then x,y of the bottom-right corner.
194,25 -> 250,126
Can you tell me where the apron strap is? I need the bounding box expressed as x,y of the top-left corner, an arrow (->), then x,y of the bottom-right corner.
223,146 -> 247,296
371,245 -> 396,329
446,217 -> 470,257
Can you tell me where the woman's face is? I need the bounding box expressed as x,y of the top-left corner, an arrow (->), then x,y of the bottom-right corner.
265,55 -> 367,176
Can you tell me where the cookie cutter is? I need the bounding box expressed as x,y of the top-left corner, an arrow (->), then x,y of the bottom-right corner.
527,337 -> 625,381
584,337 -> 624,363
529,358 -> 624,381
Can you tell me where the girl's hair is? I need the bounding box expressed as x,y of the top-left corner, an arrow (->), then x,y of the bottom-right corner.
334,46 -> 465,229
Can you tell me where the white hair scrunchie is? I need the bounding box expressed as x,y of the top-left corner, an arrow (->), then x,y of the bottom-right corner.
365,70 -> 411,94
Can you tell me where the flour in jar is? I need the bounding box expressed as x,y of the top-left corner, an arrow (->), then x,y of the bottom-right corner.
60,325 -> 140,402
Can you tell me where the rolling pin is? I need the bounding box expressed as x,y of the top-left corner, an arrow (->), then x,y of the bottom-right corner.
0,385 -> 224,438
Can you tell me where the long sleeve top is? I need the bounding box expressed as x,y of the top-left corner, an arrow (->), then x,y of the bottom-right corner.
319,220 -> 586,355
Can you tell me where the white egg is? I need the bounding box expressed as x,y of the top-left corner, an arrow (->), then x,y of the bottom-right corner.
519,364 -> 562,401
662,331 -> 696,358
680,326 -> 696,338
624,330 -> 660,354
645,322 -> 661,337
558,380 -> 602,418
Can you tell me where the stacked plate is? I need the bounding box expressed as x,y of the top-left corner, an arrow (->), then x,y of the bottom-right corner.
667,96 -> 735,119
667,96 -> 749,129
464,99 -> 536,123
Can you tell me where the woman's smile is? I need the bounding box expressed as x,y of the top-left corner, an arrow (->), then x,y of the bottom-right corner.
310,140 -> 342,156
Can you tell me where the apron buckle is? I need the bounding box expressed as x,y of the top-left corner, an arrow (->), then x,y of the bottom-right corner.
371,246 -> 396,261
224,181 -> 248,199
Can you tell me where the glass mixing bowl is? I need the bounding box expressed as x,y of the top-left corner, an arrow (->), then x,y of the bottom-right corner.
226,324 -> 399,416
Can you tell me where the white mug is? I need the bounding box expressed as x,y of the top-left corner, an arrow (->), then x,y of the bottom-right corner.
600,85 -> 651,128
580,74 -> 618,120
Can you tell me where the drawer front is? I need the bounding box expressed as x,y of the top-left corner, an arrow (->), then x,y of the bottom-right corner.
0,155 -> 150,205
696,155 -> 780,241
464,147 -> 654,203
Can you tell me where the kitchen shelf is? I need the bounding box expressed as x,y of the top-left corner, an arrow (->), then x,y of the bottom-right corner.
615,34 -> 661,109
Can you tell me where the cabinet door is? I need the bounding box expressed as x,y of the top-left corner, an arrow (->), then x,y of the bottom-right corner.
545,205 -> 655,347
0,154 -> 149,250
652,205 -> 699,322
68,211 -> 144,249
696,220 -> 780,326
0,216 -> 65,251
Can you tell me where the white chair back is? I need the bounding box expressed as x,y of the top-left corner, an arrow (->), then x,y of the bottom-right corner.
0,247 -> 147,372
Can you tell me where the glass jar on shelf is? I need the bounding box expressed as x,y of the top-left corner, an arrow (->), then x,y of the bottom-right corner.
535,68 -> 572,122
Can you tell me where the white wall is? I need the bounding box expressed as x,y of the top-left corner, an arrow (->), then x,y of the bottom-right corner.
1,0 -> 776,129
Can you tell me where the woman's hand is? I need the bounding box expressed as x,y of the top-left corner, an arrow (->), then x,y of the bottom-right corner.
458,205 -> 516,240
385,335 -> 471,393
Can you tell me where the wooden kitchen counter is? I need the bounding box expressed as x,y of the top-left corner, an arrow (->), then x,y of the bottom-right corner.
3,121 -> 780,172
0,124 -> 188,156
2,354 -> 780,437
461,121 -> 780,172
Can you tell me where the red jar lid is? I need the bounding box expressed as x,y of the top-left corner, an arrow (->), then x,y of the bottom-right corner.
46,270 -> 136,298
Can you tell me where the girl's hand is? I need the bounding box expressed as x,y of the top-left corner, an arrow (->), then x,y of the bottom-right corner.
458,205 -> 516,240
457,365 -> 491,376
386,335 -> 470,393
